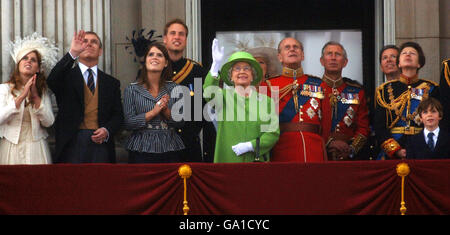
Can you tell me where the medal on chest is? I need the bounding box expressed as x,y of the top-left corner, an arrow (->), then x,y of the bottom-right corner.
329,88 -> 340,118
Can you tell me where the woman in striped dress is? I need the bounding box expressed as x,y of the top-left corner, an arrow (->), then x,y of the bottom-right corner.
123,42 -> 184,163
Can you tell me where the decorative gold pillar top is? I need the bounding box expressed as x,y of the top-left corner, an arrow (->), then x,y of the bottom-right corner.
396,162 -> 410,177
179,164 -> 192,215
179,164 -> 192,179
396,162 -> 410,215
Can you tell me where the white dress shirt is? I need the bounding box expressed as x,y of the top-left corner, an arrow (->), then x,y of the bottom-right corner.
68,51 -> 98,88
424,127 -> 439,148
78,62 -> 98,88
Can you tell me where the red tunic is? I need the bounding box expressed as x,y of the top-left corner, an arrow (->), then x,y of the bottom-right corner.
260,68 -> 328,163
321,77 -> 370,158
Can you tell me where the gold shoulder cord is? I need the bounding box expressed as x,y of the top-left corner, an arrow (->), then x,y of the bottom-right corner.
376,81 -> 431,129
274,81 -> 301,113
376,83 -> 409,129
444,60 -> 450,86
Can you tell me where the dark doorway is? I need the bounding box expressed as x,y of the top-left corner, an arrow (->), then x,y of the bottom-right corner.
201,0 -> 375,100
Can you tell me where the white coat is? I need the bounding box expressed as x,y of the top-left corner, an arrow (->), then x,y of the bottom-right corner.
0,83 -> 54,144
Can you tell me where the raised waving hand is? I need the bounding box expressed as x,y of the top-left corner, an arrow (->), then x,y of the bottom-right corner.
69,30 -> 89,58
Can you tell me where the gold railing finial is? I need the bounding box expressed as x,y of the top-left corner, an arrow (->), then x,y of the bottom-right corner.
178,164 -> 192,215
396,162 -> 410,215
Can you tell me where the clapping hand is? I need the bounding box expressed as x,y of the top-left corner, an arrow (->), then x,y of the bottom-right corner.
29,74 -> 42,108
30,74 -> 39,98
145,94 -> 170,122
15,75 -> 36,108
210,38 -> 225,77
24,74 -> 36,97
155,94 -> 170,111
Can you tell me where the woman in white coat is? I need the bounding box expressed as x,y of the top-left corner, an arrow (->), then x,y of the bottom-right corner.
0,33 -> 58,164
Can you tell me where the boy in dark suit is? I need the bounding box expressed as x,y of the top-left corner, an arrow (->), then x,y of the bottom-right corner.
406,98 -> 450,159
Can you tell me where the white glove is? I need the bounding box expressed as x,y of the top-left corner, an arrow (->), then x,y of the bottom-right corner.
232,142 -> 254,156
210,38 -> 225,77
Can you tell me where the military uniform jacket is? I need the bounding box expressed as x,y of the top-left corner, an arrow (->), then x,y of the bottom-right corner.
375,74 -> 439,159
171,57 -> 216,162
260,67 -> 327,163
439,59 -> 450,134
321,77 -> 370,156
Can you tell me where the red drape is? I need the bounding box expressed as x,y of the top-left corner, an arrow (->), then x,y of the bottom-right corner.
0,160 -> 449,215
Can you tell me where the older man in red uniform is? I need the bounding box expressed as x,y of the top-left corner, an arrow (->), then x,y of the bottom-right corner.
319,41 -> 370,161
260,37 -> 328,162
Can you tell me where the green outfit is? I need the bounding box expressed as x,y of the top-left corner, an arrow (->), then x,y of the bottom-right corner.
203,72 -> 280,163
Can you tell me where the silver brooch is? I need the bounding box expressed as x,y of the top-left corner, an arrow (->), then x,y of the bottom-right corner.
346,107 -> 355,119
344,116 -> 353,127
307,107 -> 316,119
310,98 -> 319,110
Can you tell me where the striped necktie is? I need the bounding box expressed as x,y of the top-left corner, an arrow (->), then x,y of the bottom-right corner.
87,68 -> 95,94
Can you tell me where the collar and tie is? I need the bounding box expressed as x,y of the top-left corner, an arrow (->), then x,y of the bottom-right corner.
427,132 -> 435,151
87,68 -> 95,94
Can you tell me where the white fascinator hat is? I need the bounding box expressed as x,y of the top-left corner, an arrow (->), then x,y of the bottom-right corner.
8,32 -> 59,73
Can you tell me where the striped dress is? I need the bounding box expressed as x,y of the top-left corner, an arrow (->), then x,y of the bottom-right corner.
123,81 -> 185,153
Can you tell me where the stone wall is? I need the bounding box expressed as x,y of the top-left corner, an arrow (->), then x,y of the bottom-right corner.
396,0 -> 449,83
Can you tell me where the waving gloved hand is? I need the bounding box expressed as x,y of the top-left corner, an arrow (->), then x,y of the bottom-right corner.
232,142 -> 254,156
210,38 -> 225,77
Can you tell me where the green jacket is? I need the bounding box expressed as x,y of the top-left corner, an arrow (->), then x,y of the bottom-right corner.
203,72 -> 280,163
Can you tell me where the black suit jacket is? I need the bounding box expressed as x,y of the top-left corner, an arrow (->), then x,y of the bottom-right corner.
47,53 -> 123,163
171,58 -> 216,162
406,129 -> 450,159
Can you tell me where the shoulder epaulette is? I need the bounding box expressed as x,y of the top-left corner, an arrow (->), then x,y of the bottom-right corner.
305,74 -> 322,84
443,59 -> 450,86
420,78 -> 438,87
376,79 -> 398,91
343,77 -> 363,88
265,74 -> 282,81
187,58 -> 203,67
305,74 -> 321,80
265,74 -> 281,80
305,74 -> 323,87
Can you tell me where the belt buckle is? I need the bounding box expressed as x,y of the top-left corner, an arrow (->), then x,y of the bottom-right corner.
404,126 -> 414,135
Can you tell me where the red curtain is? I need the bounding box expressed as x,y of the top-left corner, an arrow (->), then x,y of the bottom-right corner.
0,160 -> 449,215
0,164 -> 184,214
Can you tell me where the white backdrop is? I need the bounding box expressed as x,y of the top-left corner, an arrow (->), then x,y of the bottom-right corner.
216,30 -> 363,83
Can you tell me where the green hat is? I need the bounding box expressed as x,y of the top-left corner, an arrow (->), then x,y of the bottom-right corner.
219,51 -> 263,86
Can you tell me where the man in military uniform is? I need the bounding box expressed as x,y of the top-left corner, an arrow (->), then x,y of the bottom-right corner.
375,42 -> 439,159
260,37 -> 327,163
439,59 -> 450,134
163,19 -> 216,162
319,42 -> 370,161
